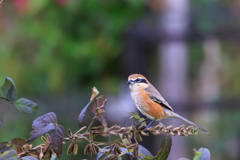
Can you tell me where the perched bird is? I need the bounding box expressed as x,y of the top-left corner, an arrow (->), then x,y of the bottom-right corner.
127,74 -> 208,133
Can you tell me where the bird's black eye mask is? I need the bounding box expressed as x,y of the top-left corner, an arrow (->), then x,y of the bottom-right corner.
135,78 -> 148,84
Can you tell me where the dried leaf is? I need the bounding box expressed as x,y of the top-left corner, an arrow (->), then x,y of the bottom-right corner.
10,138 -> 27,154
28,112 -> 57,142
14,98 -> 39,114
0,77 -> 16,104
67,143 -> 74,155
91,95 -> 108,127
51,125 -> 65,158
153,135 -> 172,160
90,87 -> 99,100
0,149 -> 19,160
0,113 -> 3,129
133,144 -> 139,158
96,146 -> 110,160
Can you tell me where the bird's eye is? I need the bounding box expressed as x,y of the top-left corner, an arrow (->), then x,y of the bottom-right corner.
136,78 -> 141,82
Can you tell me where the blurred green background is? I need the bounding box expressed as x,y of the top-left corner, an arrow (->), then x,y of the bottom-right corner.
0,0 -> 240,159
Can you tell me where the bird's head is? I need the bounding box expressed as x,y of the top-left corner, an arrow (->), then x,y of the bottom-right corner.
127,74 -> 149,92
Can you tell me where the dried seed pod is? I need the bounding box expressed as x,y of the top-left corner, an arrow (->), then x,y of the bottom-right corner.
67,142 -> 74,155
73,143 -> 78,155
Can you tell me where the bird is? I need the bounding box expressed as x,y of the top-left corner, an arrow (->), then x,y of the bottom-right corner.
127,74 -> 208,133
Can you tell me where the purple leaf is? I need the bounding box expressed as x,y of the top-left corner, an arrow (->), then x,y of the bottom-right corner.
21,156 -> 38,160
78,96 -> 97,127
91,95 -> 108,127
28,112 -> 57,142
0,142 -> 9,154
0,149 -> 18,160
51,125 -> 65,158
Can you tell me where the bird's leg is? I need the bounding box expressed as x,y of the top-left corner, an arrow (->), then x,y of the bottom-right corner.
144,118 -> 156,131
133,118 -> 149,129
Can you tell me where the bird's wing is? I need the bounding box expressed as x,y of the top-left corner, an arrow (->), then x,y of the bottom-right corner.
145,84 -> 174,111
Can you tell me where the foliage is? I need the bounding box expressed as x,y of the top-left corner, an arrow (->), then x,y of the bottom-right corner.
0,77 -> 209,159
0,0 -> 149,94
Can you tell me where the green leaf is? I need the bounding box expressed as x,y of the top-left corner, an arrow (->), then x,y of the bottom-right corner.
0,113 -> 3,129
193,148 -> 204,160
14,98 -> 39,114
126,112 -> 140,120
0,149 -> 20,160
143,155 -> 153,160
0,77 -> 16,104
139,118 -> 146,126
153,135 -> 172,160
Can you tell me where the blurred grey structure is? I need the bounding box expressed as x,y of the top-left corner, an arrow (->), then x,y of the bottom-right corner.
159,0 -> 189,159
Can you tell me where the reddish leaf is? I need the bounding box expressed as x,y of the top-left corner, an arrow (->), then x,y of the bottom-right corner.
91,95 -> 108,127
11,138 -> 27,154
51,125 -> 65,158
28,112 -> 57,142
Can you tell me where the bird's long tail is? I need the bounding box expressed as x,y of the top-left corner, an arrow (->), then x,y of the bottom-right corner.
168,111 -> 209,134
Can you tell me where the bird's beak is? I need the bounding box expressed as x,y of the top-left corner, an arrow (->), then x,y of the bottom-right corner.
127,80 -> 134,85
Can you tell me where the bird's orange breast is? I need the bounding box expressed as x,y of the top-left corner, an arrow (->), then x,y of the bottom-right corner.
131,90 -> 165,120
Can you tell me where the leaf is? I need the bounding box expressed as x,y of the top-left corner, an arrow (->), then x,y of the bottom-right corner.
28,112 -> 57,142
139,118 -> 146,126
14,98 -> 39,114
0,149 -> 20,160
0,77 -> 16,104
78,95 -> 97,127
90,87 -> 99,100
50,153 -> 57,160
91,95 -> 108,127
21,156 -> 38,160
138,145 -> 153,158
153,135 -> 172,160
126,112 -> 140,120
0,142 -> 9,153
10,138 -> 27,154
96,147 -> 130,160
143,155 -> 153,160
0,113 -> 3,129
193,148 -> 206,160
51,125 -> 65,158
